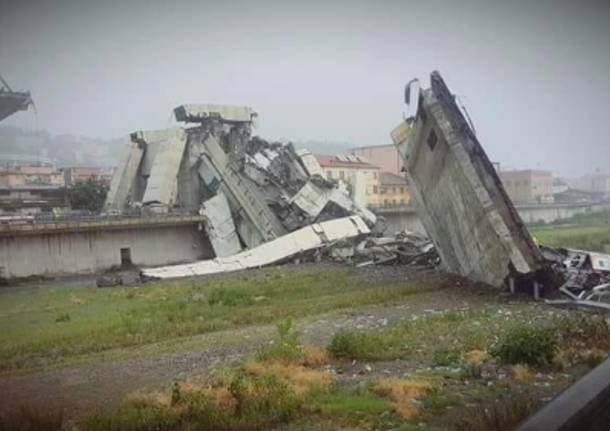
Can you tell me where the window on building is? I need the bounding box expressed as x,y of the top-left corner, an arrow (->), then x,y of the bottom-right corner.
373,186 -> 378,193
373,172 -> 377,179
327,171 -> 332,179
339,171 -> 345,180
400,187 -> 404,193
392,187 -> 396,193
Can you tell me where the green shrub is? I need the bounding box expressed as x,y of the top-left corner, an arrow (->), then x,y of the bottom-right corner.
230,372 -> 299,423
490,326 -> 558,367
257,319 -> 303,362
327,330 -> 386,360
432,347 -> 461,366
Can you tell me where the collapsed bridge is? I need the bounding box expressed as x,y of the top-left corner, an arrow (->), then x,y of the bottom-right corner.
106,104 -> 377,261
0,74 -> 33,122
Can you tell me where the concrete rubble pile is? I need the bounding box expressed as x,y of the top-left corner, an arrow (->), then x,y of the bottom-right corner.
140,225 -> 440,280
391,71 -> 553,290
541,246 -> 610,310
325,230 -> 439,268
105,104 -> 381,279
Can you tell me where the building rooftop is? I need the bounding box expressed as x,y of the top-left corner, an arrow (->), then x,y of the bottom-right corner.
379,171 -> 408,186
498,169 -> 552,176
315,154 -> 380,169
351,144 -> 395,151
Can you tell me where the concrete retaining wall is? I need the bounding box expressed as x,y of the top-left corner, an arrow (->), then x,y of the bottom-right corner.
517,203 -> 610,224
0,225 -> 213,278
379,203 -> 610,235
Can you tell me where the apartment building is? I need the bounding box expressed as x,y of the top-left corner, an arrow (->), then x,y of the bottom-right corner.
377,172 -> 410,208
315,154 -> 380,207
498,170 -> 554,204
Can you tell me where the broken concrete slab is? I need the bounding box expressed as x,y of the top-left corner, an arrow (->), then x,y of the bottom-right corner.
392,71 -> 547,288
174,104 -> 257,124
141,215 -> 370,280
200,192 -> 242,257
132,128 -> 187,209
105,138 -> 144,211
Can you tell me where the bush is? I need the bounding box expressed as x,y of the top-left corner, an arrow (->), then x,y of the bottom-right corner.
432,348 -> 461,366
327,330 -> 385,360
257,319 -> 303,363
491,326 -> 558,367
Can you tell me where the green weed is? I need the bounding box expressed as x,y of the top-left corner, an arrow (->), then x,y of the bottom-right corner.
327,330 -> 388,360
432,347 -> 461,366
257,319 -> 303,363
490,325 -> 558,367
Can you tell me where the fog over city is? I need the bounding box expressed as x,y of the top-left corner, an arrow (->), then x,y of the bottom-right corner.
1,0 -> 609,176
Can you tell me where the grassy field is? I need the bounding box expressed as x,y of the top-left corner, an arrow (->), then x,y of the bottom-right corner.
0,266 -> 443,371
2,264 -> 609,430
79,308 -> 610,431
529,209 -> 610,251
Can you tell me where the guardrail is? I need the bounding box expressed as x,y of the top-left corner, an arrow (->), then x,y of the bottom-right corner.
517,355 -> 610,431
0,212 -> 207,236
0,211 -> 198,225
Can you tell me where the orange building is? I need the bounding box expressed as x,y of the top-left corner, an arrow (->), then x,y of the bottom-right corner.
377,172 -> 410,208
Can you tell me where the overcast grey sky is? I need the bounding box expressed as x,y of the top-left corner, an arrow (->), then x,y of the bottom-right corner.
1,0 -> 609,176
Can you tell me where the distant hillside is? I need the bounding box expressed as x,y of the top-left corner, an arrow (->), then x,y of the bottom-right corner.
284,139 -> 356,156
0,126 -> 125,167
0,127 -> 359,168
